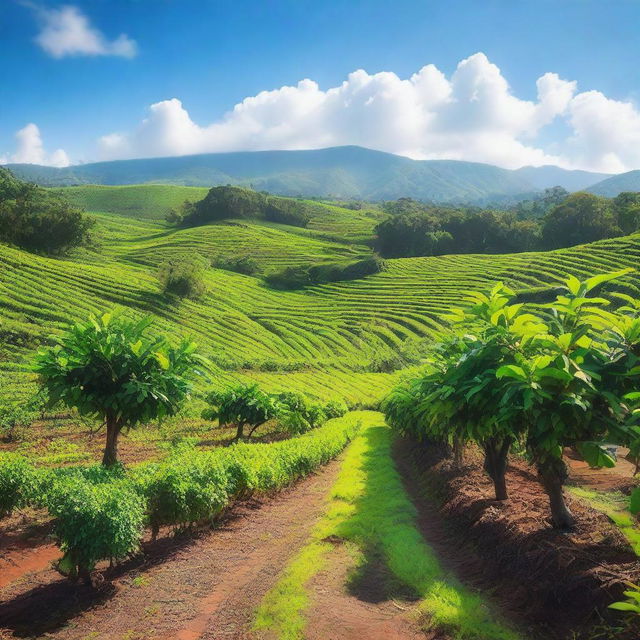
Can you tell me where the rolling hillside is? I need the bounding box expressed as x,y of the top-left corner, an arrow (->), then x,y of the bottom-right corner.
588,169 -> 640,197
2,185 -> 640,411
514,165 -> 610,191
3,146 -> 538,202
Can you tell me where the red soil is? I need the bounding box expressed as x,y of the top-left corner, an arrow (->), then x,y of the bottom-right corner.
0,460 -> 344,639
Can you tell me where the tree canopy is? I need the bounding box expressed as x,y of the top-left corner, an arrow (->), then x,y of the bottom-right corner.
0,167 -> 93,255
34,313 -> 201,465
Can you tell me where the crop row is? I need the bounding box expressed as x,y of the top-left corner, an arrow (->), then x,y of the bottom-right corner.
2,213 -> 640,407
0,410 -> 365,581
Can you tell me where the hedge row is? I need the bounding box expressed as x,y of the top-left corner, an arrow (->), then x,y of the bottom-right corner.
0,411 -> 364,580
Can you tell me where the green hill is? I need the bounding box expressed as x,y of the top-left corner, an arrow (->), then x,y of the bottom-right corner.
58,184 -> 209,219
6,146 -> 538,203
514,165 -> 610,191
588,169 -> 640,197
2,185 -> 639,411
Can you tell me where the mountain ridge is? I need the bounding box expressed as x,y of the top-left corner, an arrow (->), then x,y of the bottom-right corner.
2,145 -> 619,203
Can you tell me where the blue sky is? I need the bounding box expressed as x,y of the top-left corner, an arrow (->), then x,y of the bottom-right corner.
2,0 -> 640,172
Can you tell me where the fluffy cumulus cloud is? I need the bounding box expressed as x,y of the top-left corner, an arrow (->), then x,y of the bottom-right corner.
33,5 -> 137,59
93,53 -> 588,170
7,52 -> 640,172
1,124 -> 70,167
100,54 -> 574,169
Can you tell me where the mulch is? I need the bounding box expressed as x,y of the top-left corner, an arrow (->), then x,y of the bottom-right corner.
397,439 -> 640,640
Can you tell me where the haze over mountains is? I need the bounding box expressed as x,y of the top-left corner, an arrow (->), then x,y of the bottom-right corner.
3,145 -> 633,203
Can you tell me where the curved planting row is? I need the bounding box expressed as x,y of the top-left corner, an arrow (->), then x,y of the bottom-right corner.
2,214 -> 640,407
0,411 -> 364,582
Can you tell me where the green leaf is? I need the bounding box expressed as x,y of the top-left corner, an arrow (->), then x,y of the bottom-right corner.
630,487 -> 640,515
536,367 -> 573,383
608,601 -> 640,612
155,351 -> 170,370
496,365 -> 527,381
566,275 -> 581,295
576,442 -> 616,469
130,340 -> 142,356
584,268 -> 634,293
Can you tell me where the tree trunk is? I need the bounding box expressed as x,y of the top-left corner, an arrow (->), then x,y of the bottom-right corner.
235,422 -> 245,440
537,456 -> 576,529
452,436 -> 465,469
247,420 -> 266,439
102,414 -> 122,467
482,436 -> 511,501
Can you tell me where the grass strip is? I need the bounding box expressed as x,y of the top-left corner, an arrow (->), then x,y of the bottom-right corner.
569,486 -> 640,556
254,413 -> 519,640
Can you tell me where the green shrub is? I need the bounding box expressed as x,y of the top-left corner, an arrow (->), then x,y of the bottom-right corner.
264,256 -> 384,290
211,255 -> 260,276
323,399 -> 348,419
264,200 -> 310,227
158,255 -> 207,298
47,477 -> 146,582
0,403 -> 37,442
137,457 -> 230,536
0,453 -> 44,516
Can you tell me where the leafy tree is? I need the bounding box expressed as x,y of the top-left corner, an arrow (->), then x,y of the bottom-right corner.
158,255 -> 207,299
541,192 -> 620,249
495,271 -> 632,527
176,185 -> 313,228
613,192 -> 640,235
34,313 -> 200,466
276,391 -> 329,434
0,174 -> 94,255
386,270 -> 639,527
202,384 -> 280,440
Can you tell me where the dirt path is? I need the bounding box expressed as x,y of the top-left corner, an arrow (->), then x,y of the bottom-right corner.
0,459 -> 344,640
303,544 -> 431,640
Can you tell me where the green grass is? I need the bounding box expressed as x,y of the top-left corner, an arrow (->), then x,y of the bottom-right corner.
569,486 -> 640,556
56,184 -> 209,220
254,413 -> 518,640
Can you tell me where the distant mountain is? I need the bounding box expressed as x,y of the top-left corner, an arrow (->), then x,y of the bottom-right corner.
5,146 -> 536,203
587,170 -> 640,197
513,165 -> 611,191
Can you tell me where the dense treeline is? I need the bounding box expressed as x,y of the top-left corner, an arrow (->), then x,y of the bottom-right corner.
0,167 -> 93,255
375,190 -> 640,258
384,271 -> 640,529
168,185 -> 317,228
264,256 -> 385,289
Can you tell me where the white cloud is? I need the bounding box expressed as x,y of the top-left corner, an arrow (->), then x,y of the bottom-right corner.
37,50 -> 634,174
1,123 -> 70,167
33,5 -> 137,59
565,91 -> 640,173
96,53 -> 579,170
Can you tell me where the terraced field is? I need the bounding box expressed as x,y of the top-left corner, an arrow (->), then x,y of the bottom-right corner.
2,186 -> 640,410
